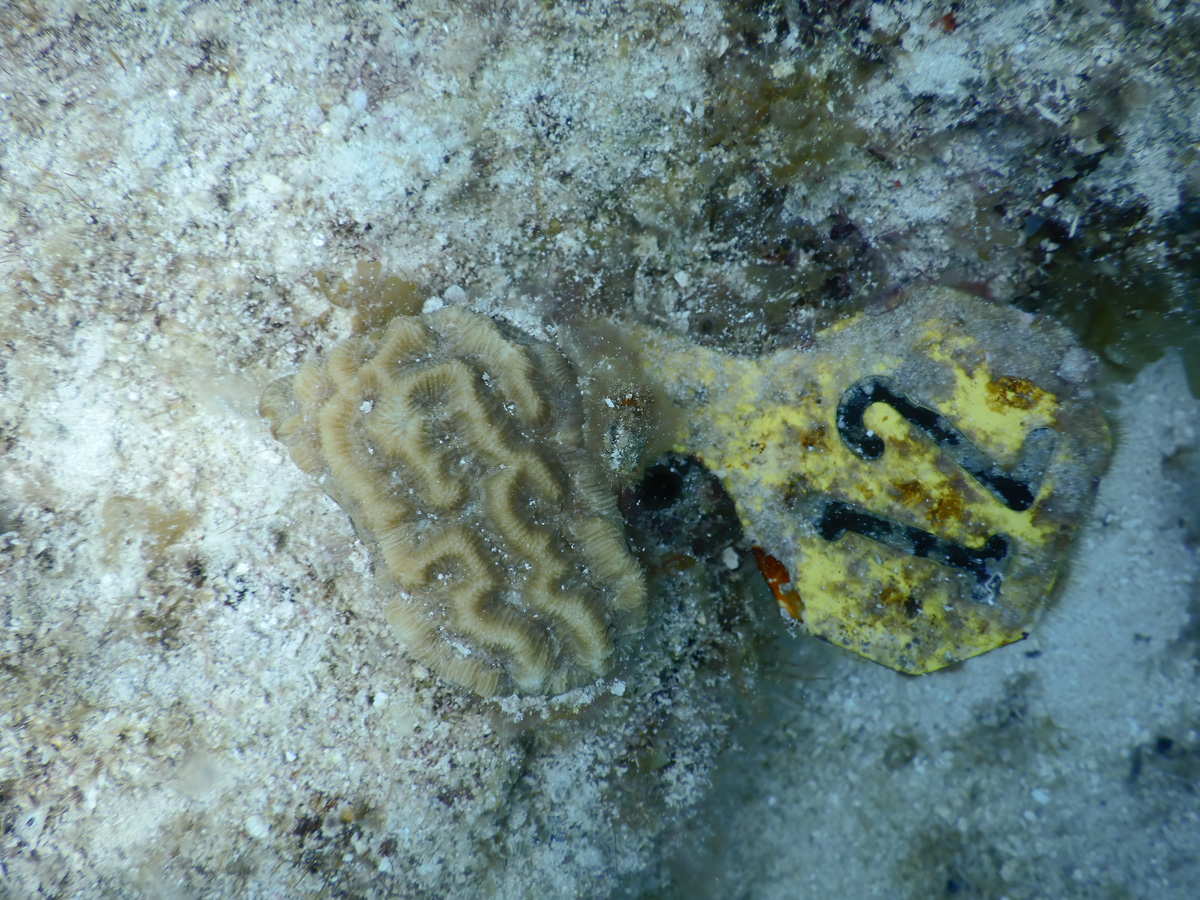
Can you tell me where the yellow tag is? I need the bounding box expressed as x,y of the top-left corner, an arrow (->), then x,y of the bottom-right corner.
633,287 -> 1111,673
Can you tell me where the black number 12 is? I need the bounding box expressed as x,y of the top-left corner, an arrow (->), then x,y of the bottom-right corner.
815,375 -> 1054,602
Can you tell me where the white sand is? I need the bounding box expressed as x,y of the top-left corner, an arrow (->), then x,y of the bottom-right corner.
2,2 -> 1196,898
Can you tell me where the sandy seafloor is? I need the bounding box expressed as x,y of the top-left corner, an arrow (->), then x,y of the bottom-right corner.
1,2 -> 1198,898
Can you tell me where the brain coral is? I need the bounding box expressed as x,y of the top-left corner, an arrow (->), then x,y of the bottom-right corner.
260,308 -> 647,696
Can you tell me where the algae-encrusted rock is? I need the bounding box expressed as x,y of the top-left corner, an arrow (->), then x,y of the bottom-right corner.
261,307 -> 646,696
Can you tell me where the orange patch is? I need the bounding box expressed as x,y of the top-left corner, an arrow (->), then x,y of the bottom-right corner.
893,479 -> 927,505
878,584 -> 907,608
928,492 -> 963,526
752,547 -> 804,621
794,422 -> 827,451
988,375 -> 1041,411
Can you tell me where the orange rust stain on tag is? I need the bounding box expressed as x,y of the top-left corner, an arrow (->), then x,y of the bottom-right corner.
987,375 -> 1043,411
752,546 -> 804,621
